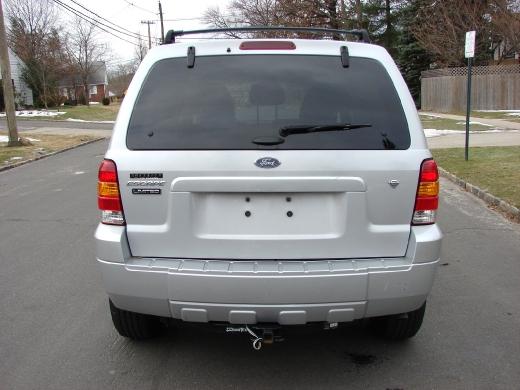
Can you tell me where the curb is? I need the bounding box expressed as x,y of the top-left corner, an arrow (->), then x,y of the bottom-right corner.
0,137 -> 105,173
439,167 -> 520,222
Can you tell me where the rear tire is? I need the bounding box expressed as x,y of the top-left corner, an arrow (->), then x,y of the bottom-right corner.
371,302 -> 426,340
109,299 -> 162,340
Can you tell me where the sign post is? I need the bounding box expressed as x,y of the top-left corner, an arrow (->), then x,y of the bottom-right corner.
464,31 -> 476,161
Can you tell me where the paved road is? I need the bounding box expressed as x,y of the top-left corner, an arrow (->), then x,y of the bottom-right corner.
427,130 -> 520,149
0,118 -> 113,130
1,141 -> 519,389
0,118 -> 112,138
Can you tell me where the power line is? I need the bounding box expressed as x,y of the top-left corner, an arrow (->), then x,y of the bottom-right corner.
151,15 -> 234,22
67,0 -> 156,42
121,0 -> 157,15
51,0 -> 139,46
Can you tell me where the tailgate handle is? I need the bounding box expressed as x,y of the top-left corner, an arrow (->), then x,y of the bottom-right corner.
170,177 -> 366,193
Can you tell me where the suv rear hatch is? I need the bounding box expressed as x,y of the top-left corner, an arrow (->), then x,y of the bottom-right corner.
116,51 -> 424,260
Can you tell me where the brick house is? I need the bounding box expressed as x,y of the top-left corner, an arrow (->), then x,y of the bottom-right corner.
58,61 -> 108,103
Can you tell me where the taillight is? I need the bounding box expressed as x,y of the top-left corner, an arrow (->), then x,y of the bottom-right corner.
98,159 -> 125,225
412,159 -> 439,225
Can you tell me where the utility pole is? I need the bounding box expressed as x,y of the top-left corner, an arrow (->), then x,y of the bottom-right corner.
141,20 -> 155,50
0,0 -> 20,146
158,1 -> 164,44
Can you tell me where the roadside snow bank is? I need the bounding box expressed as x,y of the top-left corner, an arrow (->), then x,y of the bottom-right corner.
475,109 -> 520,113
456,121 -> 494,127
0,136 -> 40,142
424,128 -> 518,138
424,129 -> 465,137
66,118 -> 115,124
0,110 -> 65,117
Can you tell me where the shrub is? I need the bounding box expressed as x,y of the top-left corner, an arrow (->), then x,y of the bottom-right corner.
78,93 -> 86,105
102,97 -> 110,106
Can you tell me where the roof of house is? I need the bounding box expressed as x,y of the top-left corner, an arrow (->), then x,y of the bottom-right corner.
58,61 -> 107,87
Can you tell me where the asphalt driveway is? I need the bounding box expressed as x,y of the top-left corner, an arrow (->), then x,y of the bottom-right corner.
0,140 -> 519,389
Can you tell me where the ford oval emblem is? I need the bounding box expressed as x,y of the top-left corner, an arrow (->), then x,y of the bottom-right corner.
255,157 -> 281,169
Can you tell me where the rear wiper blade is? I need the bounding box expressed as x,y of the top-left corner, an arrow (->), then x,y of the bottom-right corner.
279,123 -> 372,138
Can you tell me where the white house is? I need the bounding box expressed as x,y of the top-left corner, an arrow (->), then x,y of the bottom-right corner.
0,48 -> 34,109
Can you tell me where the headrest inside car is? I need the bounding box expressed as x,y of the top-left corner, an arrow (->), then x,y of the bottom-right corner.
249,82 -> 285,106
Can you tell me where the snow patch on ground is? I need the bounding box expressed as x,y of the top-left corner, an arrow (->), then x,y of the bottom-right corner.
424,128 -> 518,138
424,129 -> 465,137
456,121 -> 494,127
506,113 -> 520,117
0,110 -> 65,117
0,136 -> 40,142
66,118 -> 115,124
475,109 -> 520,113
420,113 -> 444,119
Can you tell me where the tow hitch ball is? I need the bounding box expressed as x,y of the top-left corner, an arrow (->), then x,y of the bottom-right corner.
226,322 -> 339,350
225,325 -> 283,350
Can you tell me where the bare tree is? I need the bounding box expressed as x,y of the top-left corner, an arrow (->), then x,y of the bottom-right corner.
108,62 -> 136,98
134,35 -> 148,64
411,0 -> 519,67
66,17 -> 107,105
203,0 -> 344,39
203,1 -> 283,38
488,0 -> 520,62
6,0 -> 65,108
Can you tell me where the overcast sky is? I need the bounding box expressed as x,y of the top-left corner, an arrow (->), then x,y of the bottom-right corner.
56,0 -> 230,68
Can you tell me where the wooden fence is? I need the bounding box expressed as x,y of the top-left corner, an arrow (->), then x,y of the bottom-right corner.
420,65 -> 520,112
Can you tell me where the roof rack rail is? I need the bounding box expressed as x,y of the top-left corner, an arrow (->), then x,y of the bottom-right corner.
163,26 -> 370,45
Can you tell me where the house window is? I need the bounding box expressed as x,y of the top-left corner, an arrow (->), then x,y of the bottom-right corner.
89,85 -> 97,95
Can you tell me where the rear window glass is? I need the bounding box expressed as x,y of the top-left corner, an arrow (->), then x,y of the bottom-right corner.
127,55 -> 410,150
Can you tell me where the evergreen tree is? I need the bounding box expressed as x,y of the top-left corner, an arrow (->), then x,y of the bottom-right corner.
363,0 -> 405,58
396,0 -> 432,107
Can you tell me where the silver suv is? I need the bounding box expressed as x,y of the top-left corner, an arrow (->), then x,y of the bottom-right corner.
96,27 -> 442,346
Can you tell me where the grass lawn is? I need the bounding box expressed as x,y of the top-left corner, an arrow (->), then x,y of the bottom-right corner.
54,103 -> 120,121
470,111 -> 520,123
444,110 -> 520,123
1,133 -> 101,167
432,146 -> 520,209
420,114 -> 500,131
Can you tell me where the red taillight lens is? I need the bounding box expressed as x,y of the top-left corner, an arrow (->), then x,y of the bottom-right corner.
412,159 -> 439,225
239,41 -> 296,50
419,159 -> 439,182
98,159 -> 125,225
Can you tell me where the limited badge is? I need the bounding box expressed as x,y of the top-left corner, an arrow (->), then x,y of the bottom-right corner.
132,188 -> 161,195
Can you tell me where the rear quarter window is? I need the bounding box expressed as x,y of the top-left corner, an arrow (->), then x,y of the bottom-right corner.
127,55 -> 410,150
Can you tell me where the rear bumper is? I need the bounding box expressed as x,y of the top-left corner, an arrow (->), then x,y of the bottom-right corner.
95,224 -> 442,324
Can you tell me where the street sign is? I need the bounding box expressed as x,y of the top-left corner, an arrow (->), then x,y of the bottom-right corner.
464,31 -> 476,161
465,31 -> 476,58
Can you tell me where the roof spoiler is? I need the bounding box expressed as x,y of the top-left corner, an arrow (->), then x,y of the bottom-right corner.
163,26 -> 370,45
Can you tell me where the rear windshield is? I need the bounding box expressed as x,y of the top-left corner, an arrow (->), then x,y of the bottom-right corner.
127,55 -> 410,150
